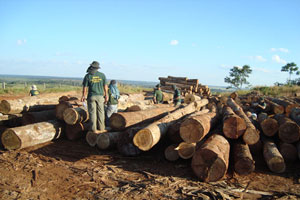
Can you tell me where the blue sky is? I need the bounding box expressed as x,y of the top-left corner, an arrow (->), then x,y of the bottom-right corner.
0,0 -> 299,86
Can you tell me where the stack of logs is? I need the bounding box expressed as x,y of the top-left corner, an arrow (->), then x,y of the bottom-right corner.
1,92 -> 300,183
158,76 -> 211,97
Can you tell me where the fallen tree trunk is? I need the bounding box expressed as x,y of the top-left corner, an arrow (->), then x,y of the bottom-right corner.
1,120 -> 63,150
258,113 -> 278,137
86,130 -> 106,147
176,142 -> 196,159
180,112 -> 218,143
297,141 -> 300,160
96,131 -> 123,150
289,107 -> 300,125
279,142 -> 298,163
0,114 -> 22,127
133,99 -> 209,151
274,114 -> 300,143
117,127 -> 142,156
65,122 -> 89,141
263,139 -> 286,173
63,107 -> 89,125
184,94 -> 201,104
222,106 -> 246,139
264,99 -> 285,115
191,134 -> 230,182
164,144 -> 179,161
233,143 -> 255,175
110,106 -> 175,131
55,100 -> 82,120
268,97 -> 299,116
227,98 -> 260,145
22,109 -> 56,125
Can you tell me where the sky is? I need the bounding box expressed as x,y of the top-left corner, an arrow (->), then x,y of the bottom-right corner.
0,0 -> 300,87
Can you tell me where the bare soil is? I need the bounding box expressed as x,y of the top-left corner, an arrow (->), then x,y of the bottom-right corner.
0,92 -> 300,199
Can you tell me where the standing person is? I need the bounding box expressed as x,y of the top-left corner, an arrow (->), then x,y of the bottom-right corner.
29,85 -> 39,96
105,80 -> 120,126
81,61 -> 108,131
172,85 -> 181,106
153,84 -> 163,104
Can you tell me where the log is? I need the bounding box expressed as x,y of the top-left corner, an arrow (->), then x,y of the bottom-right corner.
279,143 -> 298,163
222,106 -> 247,139
264,99 -> 285,115
268,97 -> 300,116
233,143 -> 255,175
133,99 -> 209,151
263,140 -> 286,173
274,114 -> 300,143
65,122 -> 89,140
164,144 -> 179,161
1,120 -> 63,150
117,127 -> 142,156
167,76 -> 188,81
297,141 -> 300,160
126,105 -> 142,112
289,107 -> 300,125
96,131 -> 123,150
176,142 -> 196,159
184,94 -> 201,104
249,140 -> 263,156
191,134 -> 230,182
58,95 -> 78,102
22,109 -> 56,125
0,114 -> 22,127
180,112 -> 218,143
63,107 -> 89,125
109,106 -> 175,131
258,113 -> 278,137
86,130 -> 106,147
227,98 -> 260,145
55,100 -> 82,120
162,92 -> 173,102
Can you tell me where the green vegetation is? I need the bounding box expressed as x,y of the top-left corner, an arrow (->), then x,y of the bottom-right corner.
281,62 -> 299,85
118,83 -> 152,94
224,65 -> 252,89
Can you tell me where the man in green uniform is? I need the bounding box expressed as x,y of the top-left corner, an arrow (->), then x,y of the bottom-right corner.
81,61 -> 108,131
153,84 -> 163,104
172,85 -> 181,106
29,85 -> 39,96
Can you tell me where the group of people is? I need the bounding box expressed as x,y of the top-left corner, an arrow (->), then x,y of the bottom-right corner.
153,84 -> 181,106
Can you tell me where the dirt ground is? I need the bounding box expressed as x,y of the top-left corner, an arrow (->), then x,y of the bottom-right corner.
0,92 -> 300,199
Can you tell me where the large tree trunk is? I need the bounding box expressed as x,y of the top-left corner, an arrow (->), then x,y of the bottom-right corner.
164,144 -> 180,161
109,106 -> 175,131
268,97 -> 300,116
55,100 -> 82,120
133,99 -> 209,151
257,113 -> 279,137
263,140 -> 286,173
63,107 -> 89,125
227,98 -> 260,145
180,112 -> 218,143
289,107 -> 300,125
274,114 -> 300,143
96,131 -> 123,150
22,110 -> 56,125
264,99 -> 285,115
1,120 -> 63,150
191,134 -> 230,182
297,141 -> 300,160
222,106 -> 247,139
233,143 -> 255,175
279,142 -> 298,163
65,122 -> 89,141
86,130 -> 106,147
176,142 -> 196,159
117,127 -> 142,156
0,114 -> 22,127
184,94 -> 201,104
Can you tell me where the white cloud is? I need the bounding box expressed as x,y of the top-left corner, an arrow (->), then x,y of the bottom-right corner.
249,55 -> 267,62
270,48 -> 289,53
17,39 -> 27,45
253,67 -> 270,73
272,55 -> 287,64
170,40 -> 179,46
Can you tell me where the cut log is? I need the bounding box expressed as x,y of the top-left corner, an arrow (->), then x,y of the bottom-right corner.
126,105 -> 143,112
109,106 -> 175,131
176,142 -> 196,159
274,114 -> 300,143
22,109 -> 56,125
180,112 -> 218,143
263,140 -> 286,173
58,95 -> 78,102
117,127 -> 143,156
279,143 -> 298,163
222,106 -> 246,139
264,99 -> 285,115
289,107 -> 300,125
167,76 -> 188,81
65,122 -> 89,141
249,140 -> 263,156
1,120 -> 63,150
184,94 -> 201,104
86,130 -> 106,147
233,143 -> 255,175
55,100 -> 82,120
0,114 -> 22,127
191,134 -> 230,182
297,141 -> 300,160
258,113 -> 278,137
96,131 -> 122,150
268,97 -> 300,116
133,99 -> 209,151
164,144 -> 179,161
63,107 -> 89,125
227,98 -> 260,145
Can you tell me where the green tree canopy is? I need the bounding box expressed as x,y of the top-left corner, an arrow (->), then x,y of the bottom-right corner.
281,62 -> 299,85
224,65 -> 252,89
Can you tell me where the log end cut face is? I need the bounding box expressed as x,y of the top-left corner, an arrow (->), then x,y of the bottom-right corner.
223,116 -> 246,139
243,128 -> 260,145
133,129 -> 153,151
109,114 -> 126,131
86,131 -> 98,147
261,119 -> 278,137
234,158 -> 255,175
1,129 -> 21,150
177,142 -> 196,159
164,144 -> 179,161
0,100 -> 11,114
279,122 -> 300,143
180,118 -> 204,143
268,157 -> 286,173
63,108 -> 78,125
97,134 -> 110,150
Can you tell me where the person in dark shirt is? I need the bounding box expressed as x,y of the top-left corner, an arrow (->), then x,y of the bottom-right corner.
153,84 -> 163,104
105,80 -> 120,126
29,85 -> 39,96
172,85 -> 181,106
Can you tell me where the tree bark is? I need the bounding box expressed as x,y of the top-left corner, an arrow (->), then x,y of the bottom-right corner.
274,114 -> 300,143
1,120 -> 63,150
227,98 -> 260,145
86,130 -> 106,147
55,100 -> 82,120
268,97 -> 300,116
279,142 -> 298,163
233,143 -> 255,175
222,106 -> 247,139
176,142 -> 196,159
133,99 -> 209,151
0,114 -> 22,127
164,144 -> 179,161
184,94 -> 201,104
263,139 -> 286,173
289,107 -> 300,125
109,106 -> 175,131
63,107 -> 89,125
191,134 -> 230,182
22,110 -> 56,125
117,126 -> 142,156
65,122 -> 89,141
264,99 -> 285,115
297,141 -> 300,160
258,113 -> 278,137
96,131 -> 123,150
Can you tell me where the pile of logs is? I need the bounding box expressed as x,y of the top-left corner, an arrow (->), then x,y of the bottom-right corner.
158,76 -> 211,97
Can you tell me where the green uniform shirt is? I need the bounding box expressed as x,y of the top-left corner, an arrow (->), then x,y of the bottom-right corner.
30,90 -> 39,96
173,89 -> 181,102
82,71 -> 107,98
154,90 -> 163,103
108,89 -> 119,105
